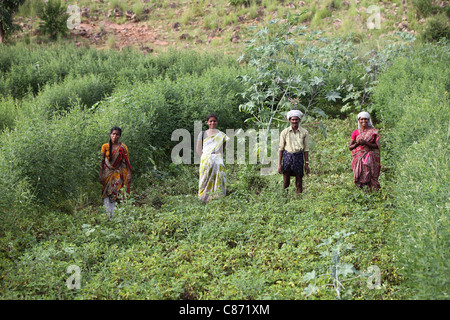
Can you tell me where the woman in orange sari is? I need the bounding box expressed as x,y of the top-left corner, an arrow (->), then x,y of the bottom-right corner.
99,126 -> 132,219
349,112 -> 380,191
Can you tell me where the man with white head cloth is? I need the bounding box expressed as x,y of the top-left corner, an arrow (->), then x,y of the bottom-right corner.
278,109 -> 310,194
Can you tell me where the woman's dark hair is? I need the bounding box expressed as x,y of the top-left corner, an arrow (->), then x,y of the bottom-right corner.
109,126 -> 122,162
206,113 -> 218,121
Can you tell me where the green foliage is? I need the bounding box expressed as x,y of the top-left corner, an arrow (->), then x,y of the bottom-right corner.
229,0 -> 252,7
237,14 -> 332,129
0,95 -> 20,130
38,0 -> 69,40
420,14 -> 450,42
0,118 -> 401,300
16,0 -> 44,17
0,136 -> 35,211
35,74 -> 115,115
0,104 -> 103,208
0,0 -> 26,41
339,32 -> 416,115
0,43 -> 237,100
0,45 -> 246,210
302,230 -> 358,299
237,16 -> 416,129
412,0 -> 440,18
373,43 -> 450,299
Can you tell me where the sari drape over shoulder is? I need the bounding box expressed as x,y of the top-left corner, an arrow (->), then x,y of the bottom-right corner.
101,143 -> 132,202
351,128 -> 381,189
198,130 -> 229,203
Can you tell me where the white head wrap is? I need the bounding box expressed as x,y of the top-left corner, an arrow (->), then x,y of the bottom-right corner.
287,110 -> 303,120
357,111 -> 374,128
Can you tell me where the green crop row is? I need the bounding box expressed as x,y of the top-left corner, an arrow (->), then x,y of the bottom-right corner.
372,42 -> 449,299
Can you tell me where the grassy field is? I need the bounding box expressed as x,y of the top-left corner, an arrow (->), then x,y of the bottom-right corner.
0,117 -> 405,300
0,0 -> 448,302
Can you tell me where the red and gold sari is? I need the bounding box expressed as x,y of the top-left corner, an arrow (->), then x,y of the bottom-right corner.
101,143 -> 132,202
351,128 -> 381,190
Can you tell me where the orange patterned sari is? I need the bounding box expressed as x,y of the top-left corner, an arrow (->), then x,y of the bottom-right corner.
101,143 -> 132,202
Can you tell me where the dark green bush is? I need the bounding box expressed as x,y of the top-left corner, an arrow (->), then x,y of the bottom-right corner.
2,46 -> 70,98
6,61 -> 59,98
0,135 -> 34,211
229,0 -> 252,7
412,0 -> 438,18
0,46 -> 17,73
0,104 -> 103,207
38,0 -> 69,40
420,14 -> 450,42
35,74 -> 114,115
0,96 -> 19,130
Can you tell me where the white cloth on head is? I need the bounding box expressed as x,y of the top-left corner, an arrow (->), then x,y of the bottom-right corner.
357,111 -> 373,128
286,110 -> 303,120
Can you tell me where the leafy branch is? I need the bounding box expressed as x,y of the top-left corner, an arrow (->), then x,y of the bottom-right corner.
301,230 -> 359,299
237,13 -> 334,132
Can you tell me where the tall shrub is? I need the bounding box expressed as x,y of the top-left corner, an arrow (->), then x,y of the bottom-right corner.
38,0 -> 69,40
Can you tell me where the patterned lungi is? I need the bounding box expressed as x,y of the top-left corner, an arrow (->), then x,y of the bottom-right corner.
282,150 -> 304,177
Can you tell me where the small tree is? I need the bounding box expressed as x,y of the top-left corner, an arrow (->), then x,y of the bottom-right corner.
38,0 -> 69,40
236,13 -> 339,134
0,0 -> 26,43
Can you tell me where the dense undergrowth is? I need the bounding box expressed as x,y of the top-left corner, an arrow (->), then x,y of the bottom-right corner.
0,43 -> 248,210
373,43 -> 449,299
1,117 -> 403,299
0,34 -> 448,299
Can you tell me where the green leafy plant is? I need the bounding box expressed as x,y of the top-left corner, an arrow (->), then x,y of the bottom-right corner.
237,13 -> 335,131
420,14 -> 450,42
0,0 -> 26,43
412,0 -> 439,18
302,230 -> 360,299
38,0 -> 69,40
373,43 -> 450,299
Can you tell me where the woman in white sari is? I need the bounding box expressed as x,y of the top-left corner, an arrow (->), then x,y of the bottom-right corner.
196,113 -> 229,203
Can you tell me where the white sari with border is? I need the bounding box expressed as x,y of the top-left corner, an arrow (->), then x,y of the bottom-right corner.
198,130 -> 229,202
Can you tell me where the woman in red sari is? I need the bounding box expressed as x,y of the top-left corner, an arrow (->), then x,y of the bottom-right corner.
99,126 -> 132,219
349,112 -> 380,191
